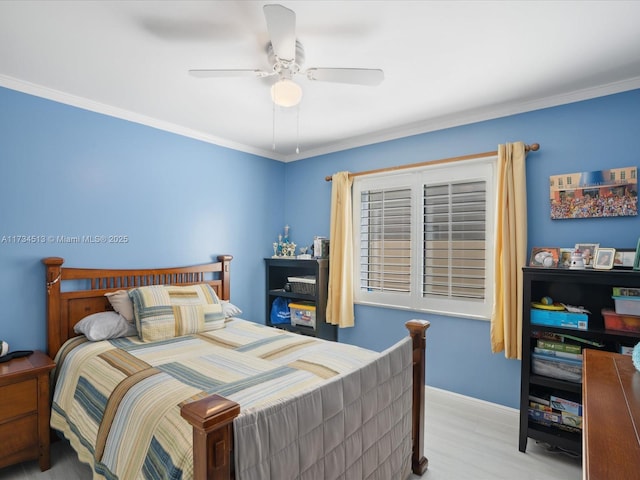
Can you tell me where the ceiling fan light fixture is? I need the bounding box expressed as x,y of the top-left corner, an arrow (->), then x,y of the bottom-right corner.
271,78 -> 302,107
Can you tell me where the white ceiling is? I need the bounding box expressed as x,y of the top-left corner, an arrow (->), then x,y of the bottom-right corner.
1,1 -> 640,162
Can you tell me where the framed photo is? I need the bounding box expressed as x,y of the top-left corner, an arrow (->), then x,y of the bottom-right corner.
529,247 -> 560,268
559,248 -> 573,268
614,248 -> 636,269
575,243 -> 599,268
594,248 -> 615,270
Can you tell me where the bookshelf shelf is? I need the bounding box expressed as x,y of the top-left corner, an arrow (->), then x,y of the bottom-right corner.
529,375 -> 582,394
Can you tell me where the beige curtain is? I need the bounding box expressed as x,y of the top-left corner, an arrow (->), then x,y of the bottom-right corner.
326,171 -> 355,327
491,142 -> 527,359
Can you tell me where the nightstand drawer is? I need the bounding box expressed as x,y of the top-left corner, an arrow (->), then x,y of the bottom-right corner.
0,414 -> 38,459
0,351 -> 55,471
0,379 -> 37,422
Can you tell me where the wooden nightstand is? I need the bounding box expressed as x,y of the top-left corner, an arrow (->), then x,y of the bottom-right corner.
0,350 -> 55,471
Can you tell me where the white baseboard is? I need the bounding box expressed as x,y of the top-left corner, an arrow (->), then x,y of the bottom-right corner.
425,385 -> 519,415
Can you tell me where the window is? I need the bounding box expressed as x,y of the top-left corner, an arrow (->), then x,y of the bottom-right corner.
353,157 -> 496,320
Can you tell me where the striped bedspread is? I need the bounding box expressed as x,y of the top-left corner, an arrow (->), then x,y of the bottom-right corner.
50,318 -> 383,480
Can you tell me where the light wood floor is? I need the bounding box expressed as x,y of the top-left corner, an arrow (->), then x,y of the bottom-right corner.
1,387 -> 581,479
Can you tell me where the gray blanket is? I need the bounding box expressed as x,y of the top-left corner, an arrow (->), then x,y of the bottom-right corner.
234,336 -> 413,480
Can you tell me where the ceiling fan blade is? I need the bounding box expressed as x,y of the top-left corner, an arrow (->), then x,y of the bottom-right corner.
189,69 -> 267,78
306,68 -> 384,86
263,4 -> 296,62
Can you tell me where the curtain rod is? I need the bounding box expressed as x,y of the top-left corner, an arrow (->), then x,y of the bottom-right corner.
324,143 -> 540,182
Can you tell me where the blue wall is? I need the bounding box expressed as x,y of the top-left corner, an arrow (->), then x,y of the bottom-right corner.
0,86 -> 284,352
284,89 -> 640,408
2,85 -> 639,409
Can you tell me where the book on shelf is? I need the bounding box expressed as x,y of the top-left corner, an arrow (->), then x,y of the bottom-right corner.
528,393 -> 583,432
534,346 -> 582,361
528,409 -> 582,433
528,408 -> 561,427
531,352 -> 583,383
532,352 -> 583,368
536,339 -> 581,354
531,330 -> 564,341
550,395 -> 582,416
529,401 -> 552,412
530,393 -> 582,412
529,393 -> 550,406
531,330 -> 605,348
561,411 -> 582,430
557,333 -> 605,348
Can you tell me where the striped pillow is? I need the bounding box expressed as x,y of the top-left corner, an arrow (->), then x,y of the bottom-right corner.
129,284 -> 225,342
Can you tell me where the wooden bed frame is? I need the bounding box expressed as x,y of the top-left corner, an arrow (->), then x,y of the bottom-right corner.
43,255 -> 430,480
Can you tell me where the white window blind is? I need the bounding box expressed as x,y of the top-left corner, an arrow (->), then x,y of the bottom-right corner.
353,158 -> 496,320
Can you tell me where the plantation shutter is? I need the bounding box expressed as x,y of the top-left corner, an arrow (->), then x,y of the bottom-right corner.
423,180 -> 487,300
359,186 -> 412,293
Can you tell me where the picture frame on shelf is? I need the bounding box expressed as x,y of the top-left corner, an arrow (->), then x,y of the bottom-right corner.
559,248 -> 573,268
575,243 -> 599,268
613,248 -> 636,269
594,248 -> 615,270
529,247 -> 560,268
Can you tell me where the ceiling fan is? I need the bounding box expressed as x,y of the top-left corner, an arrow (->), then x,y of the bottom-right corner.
189,3 -> 384,107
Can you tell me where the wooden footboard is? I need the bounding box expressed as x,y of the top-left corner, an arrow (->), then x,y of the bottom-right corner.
181,319 -> 431,480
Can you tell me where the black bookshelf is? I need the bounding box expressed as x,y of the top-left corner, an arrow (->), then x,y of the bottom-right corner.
519,267 -> 640,455
264,257 -> 336,341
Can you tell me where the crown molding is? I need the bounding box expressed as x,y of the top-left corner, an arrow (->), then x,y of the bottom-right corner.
3,73 -> 639,164
286,76 -> 640,162
0,74 -> 285,161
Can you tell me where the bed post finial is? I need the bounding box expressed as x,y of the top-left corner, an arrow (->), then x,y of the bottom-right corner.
181,394 -> 240,480
44,257 -> 63,292
406,319 -> 430,475
43,257 -> 64,357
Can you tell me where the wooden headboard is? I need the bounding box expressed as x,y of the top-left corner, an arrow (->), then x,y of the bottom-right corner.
42,255 -> 233,358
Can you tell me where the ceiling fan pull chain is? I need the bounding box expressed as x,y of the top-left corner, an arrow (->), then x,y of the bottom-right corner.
272,102 -> 276,151
296,105 -> 300,154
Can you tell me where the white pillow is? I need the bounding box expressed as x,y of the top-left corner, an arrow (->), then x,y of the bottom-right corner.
105,290 -> 135,322
74,311 -> 137,341
222,301 -> 242,318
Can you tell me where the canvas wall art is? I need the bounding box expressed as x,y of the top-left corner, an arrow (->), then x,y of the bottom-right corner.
550,166 -> 637,219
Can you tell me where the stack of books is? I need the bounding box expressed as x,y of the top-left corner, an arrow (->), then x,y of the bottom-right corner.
528,392 -> 582,433
531,339 -> 582,383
